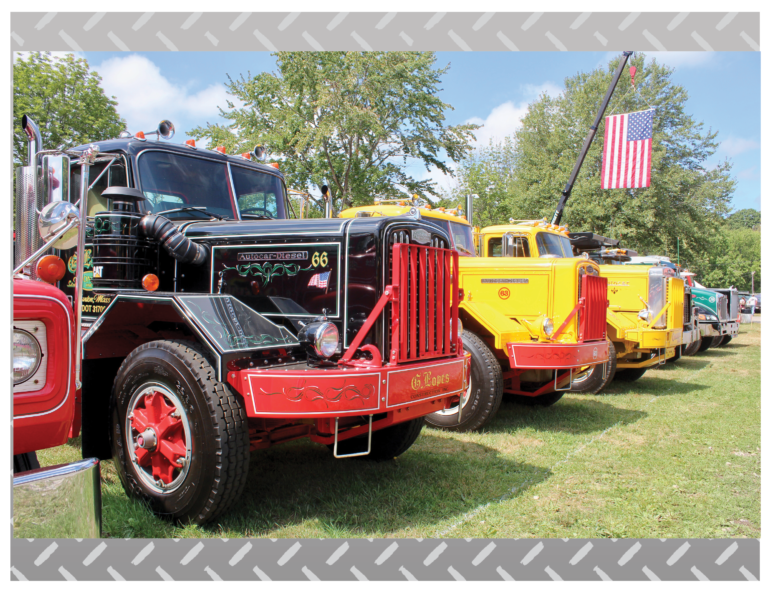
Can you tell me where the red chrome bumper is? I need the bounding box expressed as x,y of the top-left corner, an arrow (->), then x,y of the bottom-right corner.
226,354 -> 470,418
506,340 -> 610,369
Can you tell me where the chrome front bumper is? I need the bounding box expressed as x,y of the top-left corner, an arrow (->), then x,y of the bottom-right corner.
682,327 -> 701,345
13,458 -> 101,538
700,321 -> 740,338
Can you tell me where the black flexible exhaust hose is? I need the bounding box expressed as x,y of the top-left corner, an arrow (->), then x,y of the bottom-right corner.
139,213 -> 209,266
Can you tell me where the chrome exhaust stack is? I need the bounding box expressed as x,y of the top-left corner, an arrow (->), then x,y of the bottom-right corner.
15,116 -> 45,277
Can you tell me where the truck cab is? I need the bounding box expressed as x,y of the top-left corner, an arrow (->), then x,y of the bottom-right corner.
14,118 -> 469,527
341,201 -> 611,431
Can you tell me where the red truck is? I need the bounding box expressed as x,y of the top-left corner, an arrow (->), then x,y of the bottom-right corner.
12,115 -> 469,527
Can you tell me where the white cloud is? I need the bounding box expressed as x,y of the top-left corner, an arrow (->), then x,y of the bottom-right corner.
521,82 -> 564,101
466,101 -> 529,148
737,167 -> 759,181
92,54 -> 242,137
719,136 -> 760,158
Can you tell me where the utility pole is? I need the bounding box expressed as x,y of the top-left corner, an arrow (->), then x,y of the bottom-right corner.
751,271 -> 755,295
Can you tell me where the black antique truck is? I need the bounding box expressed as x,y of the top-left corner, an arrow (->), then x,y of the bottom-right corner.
13,117 -> 469,525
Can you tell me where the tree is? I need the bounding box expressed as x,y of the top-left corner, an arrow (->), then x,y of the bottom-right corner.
726,208 -> 760,230
695,226 -> 760,291
13,52 -> 125,165
188,52 -> 478,210
454,53 -> 735,262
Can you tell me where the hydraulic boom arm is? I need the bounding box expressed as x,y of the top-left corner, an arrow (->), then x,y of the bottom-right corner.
551,51 -> 633,225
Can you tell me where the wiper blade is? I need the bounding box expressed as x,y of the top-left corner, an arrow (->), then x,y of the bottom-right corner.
152,206 -> 225,220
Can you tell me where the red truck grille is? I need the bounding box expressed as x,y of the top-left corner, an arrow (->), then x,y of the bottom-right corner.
390,243 -> 460,363
578,274 -> 608,341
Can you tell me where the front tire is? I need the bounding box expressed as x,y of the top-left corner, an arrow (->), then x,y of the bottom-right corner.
698,336 -> 715,352
683,338 -> 702,356
710,336 -> 724,348
614,367 -> 647,382
110,340 -> 249,525
425,331 -> 502,432
569,341 -> 617,394
333,417 -> 425,461
720,335 -> 733,346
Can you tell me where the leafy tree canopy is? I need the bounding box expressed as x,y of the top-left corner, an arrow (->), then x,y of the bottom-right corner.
13,52 -> 125,165
726,208 -> 760,230
449,53 -> 736,265
188,51 -> 478,210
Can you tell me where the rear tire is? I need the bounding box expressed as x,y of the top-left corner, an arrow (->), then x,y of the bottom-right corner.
720,335 -> 733,346
569,341 -> 617,394
110,340 -> 249,525
332,417 -> 425,461
425,331 -> 502,432
683,338 -> 702,356
13,452 -> 40,473
614,367 -> 647,382
698,336 -> 715,352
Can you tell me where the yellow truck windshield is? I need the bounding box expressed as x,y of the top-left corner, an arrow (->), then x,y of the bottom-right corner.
536,232 -> 574,258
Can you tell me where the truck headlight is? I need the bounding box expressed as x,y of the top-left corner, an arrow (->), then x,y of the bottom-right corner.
13,329 -> 42,385
298,321 -> 339,358
450,317 -> 464,337
638,309 -> 650,321
542,317 -> 554,337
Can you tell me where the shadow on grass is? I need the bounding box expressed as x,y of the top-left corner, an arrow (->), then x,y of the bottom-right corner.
667,358 -> 711,371
695,348 -> 737,358
489,397 -> 647,436
209,435 -> 548,537
607,377 -> 710,397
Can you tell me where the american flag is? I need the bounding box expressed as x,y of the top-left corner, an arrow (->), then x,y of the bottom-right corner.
601,109 -> 654,189
308,271 -> 331,288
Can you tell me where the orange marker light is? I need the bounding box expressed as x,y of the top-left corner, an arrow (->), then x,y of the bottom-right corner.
268,162 -> 279,169
186,139 -> 196,147
241,152 -> 252,160
142,274 -> 160,292
135,131 -> 146,140
36,255 -> 66,284
216,146 -> 227,154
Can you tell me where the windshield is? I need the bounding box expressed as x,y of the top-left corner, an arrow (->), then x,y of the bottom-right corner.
230,165 -> 287,219
536,232 -> 573,258
138,151 -> 236,219
450,222 -> 476,256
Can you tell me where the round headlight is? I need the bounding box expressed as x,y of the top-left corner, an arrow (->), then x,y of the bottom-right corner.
638,309 -> 650,321
314,322 -> 339,358
542,317 -> 554,337
449,317 -> 464,337
13,329 -> 42,385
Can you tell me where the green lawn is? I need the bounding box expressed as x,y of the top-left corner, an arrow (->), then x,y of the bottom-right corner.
37,324 -> 761,539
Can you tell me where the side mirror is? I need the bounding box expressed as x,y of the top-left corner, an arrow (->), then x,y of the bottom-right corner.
38,201 -> 80,250
41,154 -> 70,203
158,120 -> 175,140
252,145 -> 266,160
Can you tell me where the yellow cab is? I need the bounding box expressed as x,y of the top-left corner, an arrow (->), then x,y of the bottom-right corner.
340,198 -> 611,432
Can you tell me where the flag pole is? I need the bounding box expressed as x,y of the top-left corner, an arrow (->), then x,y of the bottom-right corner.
551,51 -> 633,225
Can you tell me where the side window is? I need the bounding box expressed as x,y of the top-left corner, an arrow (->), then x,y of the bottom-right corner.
504,235 -> 531,258
488,237 -> 502,257
71,161 -> 128,216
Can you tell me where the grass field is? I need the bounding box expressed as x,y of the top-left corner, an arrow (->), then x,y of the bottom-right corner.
37,324 -> 761,539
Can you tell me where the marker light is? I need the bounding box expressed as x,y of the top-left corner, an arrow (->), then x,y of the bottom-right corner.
36,255 -> 66,284
185,139 -> 196,147
215,146 -> 227,154
241,152 -> 252,160
142,274 -> 160,292
135,131 -> 146,140
268,163 -> 279,169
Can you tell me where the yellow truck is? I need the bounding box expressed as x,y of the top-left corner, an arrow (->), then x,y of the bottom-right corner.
480,224 -> 692,383
340,200 -> 611,431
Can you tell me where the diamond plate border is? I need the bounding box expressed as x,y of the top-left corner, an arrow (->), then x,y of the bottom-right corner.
10,10 -> 761,581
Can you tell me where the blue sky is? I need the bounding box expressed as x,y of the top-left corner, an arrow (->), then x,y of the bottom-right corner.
59,50 -> 761,212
